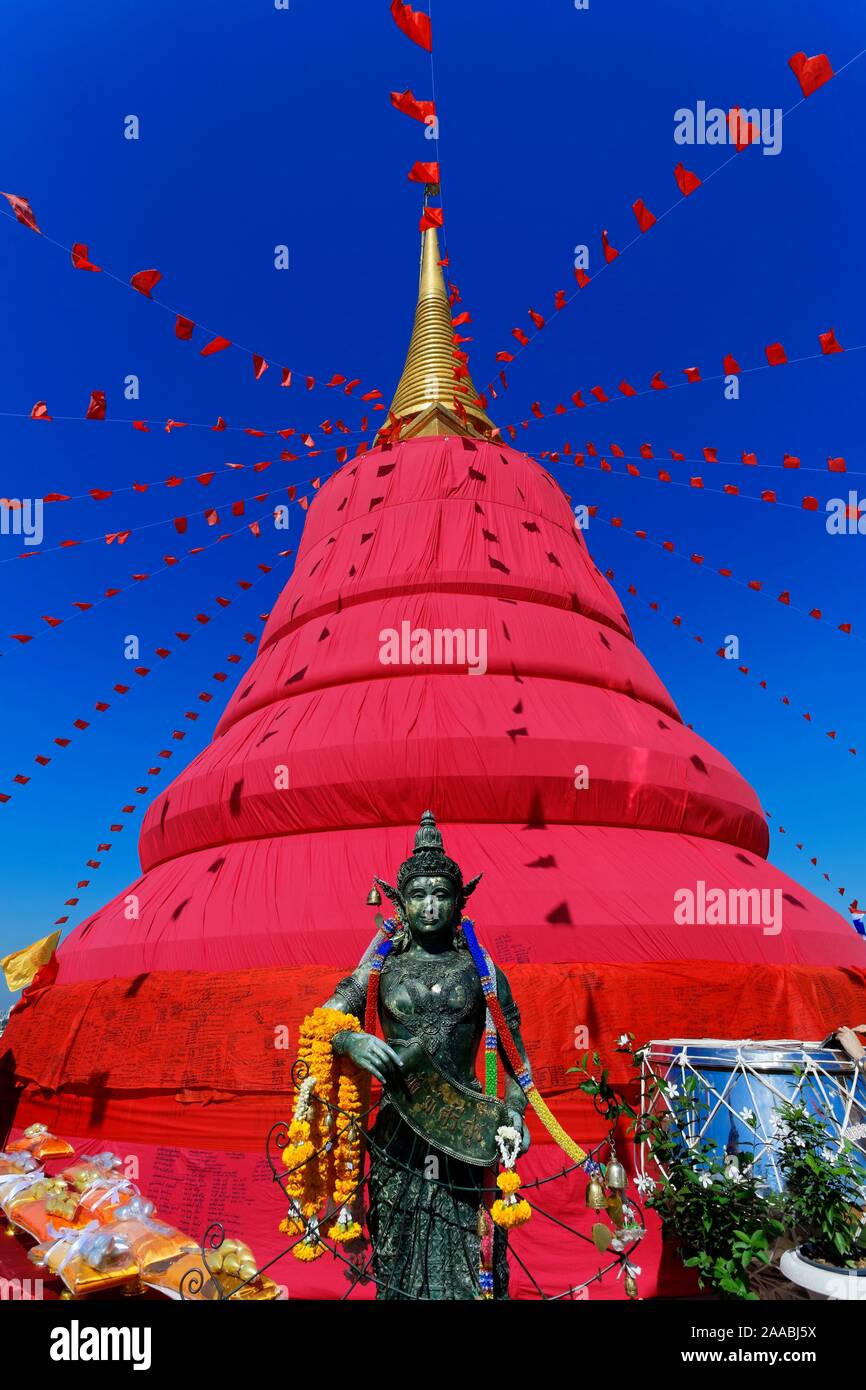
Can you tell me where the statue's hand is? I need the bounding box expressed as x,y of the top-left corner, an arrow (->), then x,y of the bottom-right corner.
337,1031 -> 405,1091
508,1108 -> 531,1155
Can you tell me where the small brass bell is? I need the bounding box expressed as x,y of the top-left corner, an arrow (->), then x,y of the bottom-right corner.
604,1154 -> 627,1190
585,1177 -> 607,1210
624,1270 -> 639,1299
366,884 -> 382,906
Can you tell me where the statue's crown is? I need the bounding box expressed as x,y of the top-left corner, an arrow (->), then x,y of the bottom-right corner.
375,811 -> 481,910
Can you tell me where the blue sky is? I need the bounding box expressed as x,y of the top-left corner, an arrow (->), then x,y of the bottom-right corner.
1,0 -> 864,1005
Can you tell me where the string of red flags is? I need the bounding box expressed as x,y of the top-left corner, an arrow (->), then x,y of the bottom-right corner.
0,466 -> 341,649
764,812 -> 859,915
0,453 -> 349,573
576,499 -> 856,640
387,0 -> 481,407
603,563 -> 859,762
0,546 -> 292,807
0,199 -> 382,409
51,590 -> 280,925
614,569 -> 861,906
3,506 -> 284,653
540,439 -> 863,481
537,439 -> 862,516
491,325 -> 850,421
483,45 -> 841,384
18,398 -> 382,434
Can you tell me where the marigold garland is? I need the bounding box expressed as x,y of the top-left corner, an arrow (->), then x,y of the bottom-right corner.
280,1007 -> 363,1259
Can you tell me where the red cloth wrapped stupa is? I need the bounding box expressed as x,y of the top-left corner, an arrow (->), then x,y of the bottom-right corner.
3,230 -> 863,1299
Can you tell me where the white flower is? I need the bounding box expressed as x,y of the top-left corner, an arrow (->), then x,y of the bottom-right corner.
634,1174 -> 655,1195
740,1107 -> 756,1125
820,1147 -> 837,1163
795,1135 -> 806,1148
725,1166 -> 744,1184
667,1083 -> 680,1099
699,1173 -> 713,1189
618,1033 -> 630,1046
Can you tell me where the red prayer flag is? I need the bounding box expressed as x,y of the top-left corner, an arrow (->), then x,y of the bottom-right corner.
175,314 -> 194,340
390,89 -> 436,124
86,390 -> 106,420
408,161 -> 440,183
528,308 -> 546,330
723,353 -> 740,375
783,454 -> 800,469
554,290 -> 566,311
601,229 -> 619,263
618,381 -> 636,397
683,366 -> 701,383
419,207 -> 444,231
130,268 -> 161,298
201,336 -> 231,356
631,199 -> 656,233
788,51 -> 834,99
765,342 -> 787,366
574,268 -> 590,288
819,328 -> 843,355
674,162 -> 701,196
390,0 -> 432,51
252,354 -> 269,380
727,107 -> 759,151
281,368 -> 292,387
511,328 -> 529,347
1,192 -> 40,232
30,401 -> 51,421
71,242 -> 101,271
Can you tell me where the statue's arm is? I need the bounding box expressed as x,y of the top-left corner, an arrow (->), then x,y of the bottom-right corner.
322,957 -> 373,1026
495,967 -> 532,1134
320,955 -> 403,1090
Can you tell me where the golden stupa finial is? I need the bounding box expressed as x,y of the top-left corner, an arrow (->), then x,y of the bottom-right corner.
383,225 -> 494,440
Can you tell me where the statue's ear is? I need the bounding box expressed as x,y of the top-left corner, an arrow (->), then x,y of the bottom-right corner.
374,877 -> 401,907
462,874 -> 482,899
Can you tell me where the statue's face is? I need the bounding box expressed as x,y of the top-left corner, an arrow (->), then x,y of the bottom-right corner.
401,875 -> 458,939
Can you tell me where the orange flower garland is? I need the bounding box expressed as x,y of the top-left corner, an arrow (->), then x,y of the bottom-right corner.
280,1007 -> 362,1260
491,1125 -> 532,1230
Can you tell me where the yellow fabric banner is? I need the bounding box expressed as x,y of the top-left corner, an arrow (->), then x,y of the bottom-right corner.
1,930 -> 60,992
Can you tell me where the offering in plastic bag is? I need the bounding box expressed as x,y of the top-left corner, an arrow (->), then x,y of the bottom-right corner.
10,1179 -> 87,1240
0,1167 -> 47,1219
144,1238 -> 280,1301
112,1198 -> 200,1276
61,1152 -> 124,1192
0,1150 -> 40,1179
7,1123 -> 73,1160
29,1220 -> 139,1296
75,1176 -> 141,1224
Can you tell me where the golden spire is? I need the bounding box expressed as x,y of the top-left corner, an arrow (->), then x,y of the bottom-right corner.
384,226 -> 494,439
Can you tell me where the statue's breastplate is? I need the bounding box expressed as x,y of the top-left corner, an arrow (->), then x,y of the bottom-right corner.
379,951 -> 484,1079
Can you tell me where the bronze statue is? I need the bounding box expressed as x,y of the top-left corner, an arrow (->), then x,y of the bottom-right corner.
321,811 -> 533,1299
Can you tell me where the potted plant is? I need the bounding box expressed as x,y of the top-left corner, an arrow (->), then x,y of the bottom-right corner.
775,1102 -> 866,1300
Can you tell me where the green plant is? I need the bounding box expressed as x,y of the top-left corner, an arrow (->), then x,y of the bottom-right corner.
775,1103 -> 866,1269
571,1041 -> 782,1299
